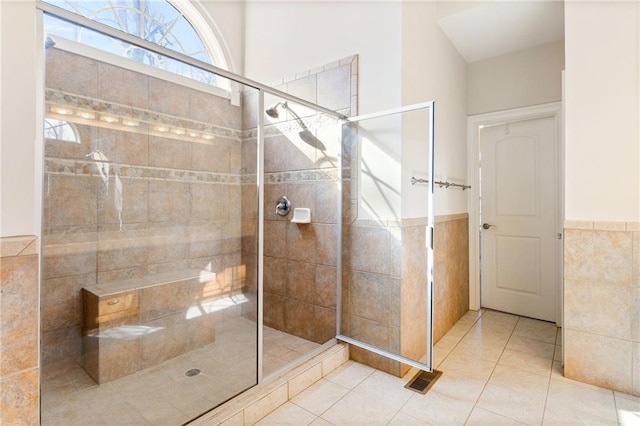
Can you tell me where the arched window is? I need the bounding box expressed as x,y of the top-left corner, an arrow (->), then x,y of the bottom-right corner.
43,0 -> 230,89
44,118 -> 80,143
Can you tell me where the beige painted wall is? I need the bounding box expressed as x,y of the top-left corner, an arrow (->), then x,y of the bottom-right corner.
467,40 -> 564,115
0,0 -> 38,238
564,1 -> 639,222
402,1 -> 468,217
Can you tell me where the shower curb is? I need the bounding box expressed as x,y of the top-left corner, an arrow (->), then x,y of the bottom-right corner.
189,342 -> 349,426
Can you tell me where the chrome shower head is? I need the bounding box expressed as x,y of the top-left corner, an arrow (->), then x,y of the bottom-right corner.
45,36 -> 56,49
265,101 -> 287,118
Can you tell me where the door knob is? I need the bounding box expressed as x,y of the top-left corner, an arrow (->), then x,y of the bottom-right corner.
482,223 -> 495,230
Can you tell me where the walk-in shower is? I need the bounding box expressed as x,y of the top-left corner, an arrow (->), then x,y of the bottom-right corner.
38,2 -> 345,424
38,2 -> 445,424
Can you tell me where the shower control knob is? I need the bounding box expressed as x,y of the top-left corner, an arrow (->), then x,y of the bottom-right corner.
276,196 -> 291,216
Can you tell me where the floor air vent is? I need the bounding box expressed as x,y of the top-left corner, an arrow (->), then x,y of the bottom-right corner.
405,369 -> 442,394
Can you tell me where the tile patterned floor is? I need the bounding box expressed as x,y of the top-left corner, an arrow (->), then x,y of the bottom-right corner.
257,310 -> 640,426
41,318 -> 319,425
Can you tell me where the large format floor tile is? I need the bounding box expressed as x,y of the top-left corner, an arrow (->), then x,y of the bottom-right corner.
266,309 -> 628,426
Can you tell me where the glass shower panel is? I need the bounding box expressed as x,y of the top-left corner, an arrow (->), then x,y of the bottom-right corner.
40,24 -> 259,424
339,103 -> 434,377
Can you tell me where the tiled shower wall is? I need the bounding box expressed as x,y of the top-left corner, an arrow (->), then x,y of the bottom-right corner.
41,48 -> 251,373
342,215 -> 469,377
0,236 -> 40,424
241,56 -> 358,346
564,220 -> 640,396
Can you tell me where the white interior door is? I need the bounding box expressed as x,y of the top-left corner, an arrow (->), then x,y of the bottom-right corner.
479,116 -> 558,322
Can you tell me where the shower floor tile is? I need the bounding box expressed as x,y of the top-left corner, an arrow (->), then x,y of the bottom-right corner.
40,318 -> 319,426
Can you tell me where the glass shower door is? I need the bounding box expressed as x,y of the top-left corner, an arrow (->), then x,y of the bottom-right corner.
338,102 -> 435,376
40,16 -> 260,424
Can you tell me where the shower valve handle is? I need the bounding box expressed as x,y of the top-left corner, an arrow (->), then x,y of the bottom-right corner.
276,196 -> 291,216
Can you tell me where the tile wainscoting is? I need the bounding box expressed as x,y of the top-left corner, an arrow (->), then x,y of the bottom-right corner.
0,236 -> 40,425
564,220 -> 640,396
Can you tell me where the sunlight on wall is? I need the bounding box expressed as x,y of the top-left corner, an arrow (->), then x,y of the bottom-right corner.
360,135 -> 401,221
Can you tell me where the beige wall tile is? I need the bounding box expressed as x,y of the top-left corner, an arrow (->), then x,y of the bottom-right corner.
264,183 -> 288,222
46,48 -> 98,97
263,293 -> 285,331
633,232 -> 640,287
286,222 -> 317,263
141,313 -> 188,369
313,306 -> 337,344
593,221 -> 626,231
633,288 -> 640,342
94,333 -> 142,383
627,222 -> 640,232
634,342 -> 640,396
284,300 -> 316,342
95,127 -> 149,166
315,265 -> 337,309
264,256 -> 287,296
148,180 -> 190,223
148,77 -> 190,117
286,260 -> 316,304
564,229 -> 632,284
565,279 -> 631,340
190,183 -> 230,221
0,368 -> 39,426
351,271 -> 398,325
350,225 -> 390,275
317,65 -> 351,111
149,136 -> 192,170
287,182 -> 317,220
0,254 -> 39,376
98,62 -> 148,109
140,281 -> 189,322
564,220 -> 593,230
564,329 -> 633,394
192,139 -> 233,174
44,174 -> 98,227
315,223 -> 337,266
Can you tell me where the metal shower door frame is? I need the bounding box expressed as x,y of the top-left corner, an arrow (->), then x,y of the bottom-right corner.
336,101 -> 436,373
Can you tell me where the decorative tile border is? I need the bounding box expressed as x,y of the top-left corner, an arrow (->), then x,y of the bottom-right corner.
265,168 -> 340,184
45,158 -> 242,184
46,89 -> 243,141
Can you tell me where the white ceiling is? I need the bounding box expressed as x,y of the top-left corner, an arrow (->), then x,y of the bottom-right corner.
437,1 -> 565,63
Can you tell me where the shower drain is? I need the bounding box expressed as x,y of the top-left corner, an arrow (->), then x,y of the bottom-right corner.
185,368 -> 201,377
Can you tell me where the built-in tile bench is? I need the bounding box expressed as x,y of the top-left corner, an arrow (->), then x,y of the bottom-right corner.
82,269 -> 242,384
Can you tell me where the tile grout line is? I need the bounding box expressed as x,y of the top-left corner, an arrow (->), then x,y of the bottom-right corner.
539,327 -> 559,426
462,315 -> 521,425
390,310 -> 488,425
